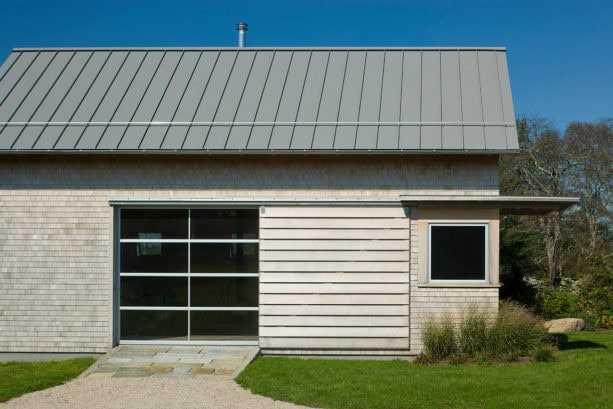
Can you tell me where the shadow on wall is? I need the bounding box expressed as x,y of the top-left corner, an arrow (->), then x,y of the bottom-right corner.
0,154 -> 498,192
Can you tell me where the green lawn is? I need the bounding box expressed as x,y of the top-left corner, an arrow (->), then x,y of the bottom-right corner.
0,358 -> 96,403
236,331 -> 613,409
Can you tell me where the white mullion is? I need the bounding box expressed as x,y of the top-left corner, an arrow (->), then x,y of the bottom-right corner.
190,239 -> 259,243
189,307 -> 259,311
120,306 -> 188,311
120,239 -> 258,243
120,272 -> 189,277
120,238 -> 188,243
190,273 -> 259,278
120,340 -> 258,346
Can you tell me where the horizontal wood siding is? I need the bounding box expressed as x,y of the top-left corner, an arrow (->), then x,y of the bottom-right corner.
259,205 -> 410,354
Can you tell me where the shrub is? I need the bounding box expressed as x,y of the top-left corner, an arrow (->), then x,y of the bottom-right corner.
419,302 -> 555,365
421,315 -> 458,361
537,289 -> 580,319
488,301 -> 546,357
531,344 -> 558,363
459,307 -> 490,355
475,351 -> 492,365
448,352 -> 467,365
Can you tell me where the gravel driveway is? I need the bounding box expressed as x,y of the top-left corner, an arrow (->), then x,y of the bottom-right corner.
0,377 -> 316,409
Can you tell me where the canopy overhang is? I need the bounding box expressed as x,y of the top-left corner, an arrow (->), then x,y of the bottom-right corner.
400,195 -> 580,215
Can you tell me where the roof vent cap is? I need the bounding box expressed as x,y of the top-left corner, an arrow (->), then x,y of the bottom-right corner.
236,22 -> 248,47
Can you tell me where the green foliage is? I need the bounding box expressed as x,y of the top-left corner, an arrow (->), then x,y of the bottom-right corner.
421,303 -> 548,364
530,343 -> 559,363
488,301 -> 546,358
458,307 -> 490,356
421,315 -> 457,361
237,331 -> 613,409
576,256 -> 613,328
0,358 -> 95,403
535,288 -> 580,319
499,117 -> 612,312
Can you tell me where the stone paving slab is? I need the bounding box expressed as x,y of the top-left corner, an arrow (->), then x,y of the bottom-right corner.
83,345 -> 258,379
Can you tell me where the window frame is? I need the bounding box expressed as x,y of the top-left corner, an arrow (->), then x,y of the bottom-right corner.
427,222 -> 489,284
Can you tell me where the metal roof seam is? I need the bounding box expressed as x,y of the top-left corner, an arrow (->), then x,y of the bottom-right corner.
456,50 -> 466,150
375,51 -> 386,149
493,50 -> 508,150
48,51 -> 97,149
475,50 -> 486,149
268,50 -> 294,149
225,49 -> 258,149
89,51 -> 130,149
71,51 -> 114,149
15,51 -> 70,150
310,51 -> 331,149
101,51 -> 148,149
142,50 -> 187,149
438,50 -> 443,149
244,51 -> 275,149
287,50 -> 313,150
8,52 -> 58,121
418,50 -> 423,150
396,51 -> 404,150
181,51 -> 221,150
159,50 -> 203,149
0,51 -> 21,82
121,50 -> 167,150
354,50 -> 368,149
1,51 -> 40,109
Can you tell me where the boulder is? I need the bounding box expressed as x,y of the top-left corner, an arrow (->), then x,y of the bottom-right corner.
544,318 -> 585,333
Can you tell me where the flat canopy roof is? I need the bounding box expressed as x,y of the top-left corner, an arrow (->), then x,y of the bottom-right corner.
0,47 -> 518,154
400,195 -> 580,215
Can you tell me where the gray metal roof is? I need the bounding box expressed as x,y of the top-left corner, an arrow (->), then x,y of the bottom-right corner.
0,47 -> 518,154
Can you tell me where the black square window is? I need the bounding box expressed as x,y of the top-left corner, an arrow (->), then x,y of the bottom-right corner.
430,224 -> 487,281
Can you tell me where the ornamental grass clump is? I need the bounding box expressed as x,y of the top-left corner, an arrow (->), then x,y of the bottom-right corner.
420,315 -> 458,362
418,302 -> 553,364
458,307 -> 490,356
488,301 -> 546,358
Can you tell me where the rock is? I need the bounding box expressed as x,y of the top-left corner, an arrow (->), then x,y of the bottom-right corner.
544,318 -> 585,333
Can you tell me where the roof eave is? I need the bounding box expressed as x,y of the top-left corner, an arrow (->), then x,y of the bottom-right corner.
400,195 -> 580,215
0,149 -> 518,155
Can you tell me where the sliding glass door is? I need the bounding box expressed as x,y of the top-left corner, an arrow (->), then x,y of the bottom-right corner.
118,208 -> 258,343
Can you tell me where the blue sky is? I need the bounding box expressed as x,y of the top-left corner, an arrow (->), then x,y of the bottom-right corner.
1,0 -> 611,129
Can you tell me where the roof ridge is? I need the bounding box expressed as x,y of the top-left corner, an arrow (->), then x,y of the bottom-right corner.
11,46 -> 508,52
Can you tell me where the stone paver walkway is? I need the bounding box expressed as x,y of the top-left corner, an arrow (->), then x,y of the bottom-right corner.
83,345 -> 258,379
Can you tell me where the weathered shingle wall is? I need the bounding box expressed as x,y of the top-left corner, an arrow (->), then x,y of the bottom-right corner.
0,154 -> 498,352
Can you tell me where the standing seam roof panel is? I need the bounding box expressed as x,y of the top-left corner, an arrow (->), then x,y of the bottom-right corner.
441,52 -> 463,149
193,51 -> 237,123
152,51 -> 201,121
71,52 -> 129,122
0,51 -> 21,83
0,48 -> 519,153
0,51 -> 37,104
420,51 -> 442,149
9,52 -> 72,123
0,52 -> 55,121
234,51 -> 274,122
173,51 -> 219,122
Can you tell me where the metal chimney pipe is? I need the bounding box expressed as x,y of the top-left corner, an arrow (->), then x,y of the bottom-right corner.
236,22 -> 248,47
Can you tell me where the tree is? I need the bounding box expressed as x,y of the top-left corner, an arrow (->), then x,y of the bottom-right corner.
500,117 -> 612,291
564,120 -> 612,253
501,116 -> 575,288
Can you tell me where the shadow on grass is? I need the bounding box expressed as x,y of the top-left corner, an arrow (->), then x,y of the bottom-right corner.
554,334 -> 607,351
